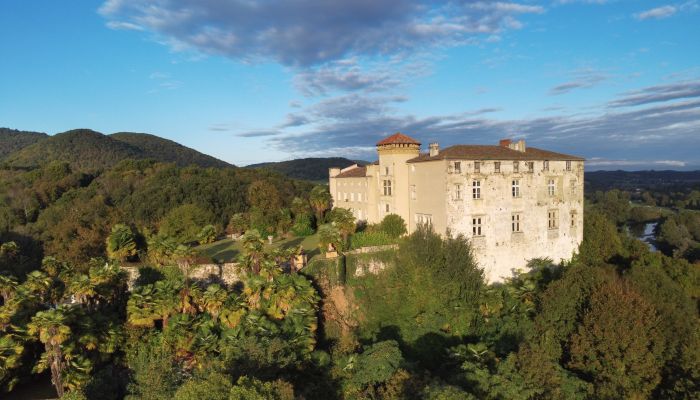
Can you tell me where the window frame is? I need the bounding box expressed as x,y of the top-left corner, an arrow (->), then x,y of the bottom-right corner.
472,216 -> 483,236
472,180 -> 481,199
512,179 -> 520,198
512,213 -> 522,233
383,180 -> 392,196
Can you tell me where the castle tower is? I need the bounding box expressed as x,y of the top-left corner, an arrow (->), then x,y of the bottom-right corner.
375,133 -> 421,222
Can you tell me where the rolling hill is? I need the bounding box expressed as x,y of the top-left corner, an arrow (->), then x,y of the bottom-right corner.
0,128 -> 49,159
110,132 -> 231,168
3,129 -> 232,171
246,157 -> 368,182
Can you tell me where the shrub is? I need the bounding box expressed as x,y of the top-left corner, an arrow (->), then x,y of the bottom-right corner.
350,231 -> 395,249
379,214 -> 407,238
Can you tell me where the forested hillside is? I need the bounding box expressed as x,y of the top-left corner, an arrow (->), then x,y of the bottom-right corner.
0,128 -> 48,159
3,129 -> 232,171
246,157 -> 368,182
110,132 -> 232,168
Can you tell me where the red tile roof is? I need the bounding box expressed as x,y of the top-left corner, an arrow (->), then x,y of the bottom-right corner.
407,145 -> 584,163
376,132 -> 421,146
334,166 -> 367,178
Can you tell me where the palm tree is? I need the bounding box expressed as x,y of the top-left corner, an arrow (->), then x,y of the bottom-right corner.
200,284 -> 227,319
0,274 -> 17,305
0,335 -> 24,390
240,230 -> 266,275
66,274 -> 97,307
106,224 -> 137,262
328,208 -> 356,244
27,306 -> 72,397
318,224 -> 343,255
309,185 -> 332,226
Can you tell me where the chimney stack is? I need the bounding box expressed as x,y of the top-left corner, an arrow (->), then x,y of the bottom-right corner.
501,138 -> 526,153
429,142 -> 440,157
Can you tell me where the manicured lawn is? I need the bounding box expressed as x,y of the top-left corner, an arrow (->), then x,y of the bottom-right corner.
198,233 -> 321,263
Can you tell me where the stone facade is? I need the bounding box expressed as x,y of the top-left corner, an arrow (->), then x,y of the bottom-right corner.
329,133 -> 584,282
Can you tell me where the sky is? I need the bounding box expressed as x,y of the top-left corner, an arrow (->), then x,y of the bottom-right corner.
1,0 -> 699,169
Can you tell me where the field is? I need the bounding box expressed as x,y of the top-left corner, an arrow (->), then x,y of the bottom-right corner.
198,233 -> 322,263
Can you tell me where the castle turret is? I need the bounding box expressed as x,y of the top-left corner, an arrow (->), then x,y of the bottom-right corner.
375,132 -> 421,221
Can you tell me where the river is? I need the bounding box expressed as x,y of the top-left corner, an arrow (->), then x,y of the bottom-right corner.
629,221 -> 658,251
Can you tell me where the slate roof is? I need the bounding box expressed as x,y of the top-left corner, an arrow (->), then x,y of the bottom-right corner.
376,132 -> 421,146
407,145 -> 584,163
335,166 -> 367,178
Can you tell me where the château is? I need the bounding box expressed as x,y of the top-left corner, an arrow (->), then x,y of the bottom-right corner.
329,132 -> 584,282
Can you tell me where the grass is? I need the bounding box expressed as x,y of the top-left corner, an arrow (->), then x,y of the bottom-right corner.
198,233 -> 321,263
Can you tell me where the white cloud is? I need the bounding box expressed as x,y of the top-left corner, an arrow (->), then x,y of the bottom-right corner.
635,5 -> 677,20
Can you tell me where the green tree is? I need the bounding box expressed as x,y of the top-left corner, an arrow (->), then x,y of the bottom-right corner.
106,224 -> 138,262
228,376 -> 294,400
379,214 -> 407,238
567,279 -> 664,399
197,224 -> 218,245
318,224 -> 343,254
159,204 -> 214,244
27,307 -> 72,397
308,186 -> 332,226
247,181 -> 282,236
174,371 -> 232,400
227,213 -> 248,236
328,208 -> 356,244
576,210 -> 623,265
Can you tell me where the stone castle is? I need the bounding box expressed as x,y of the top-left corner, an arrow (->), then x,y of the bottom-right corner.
329,132 -> 584,282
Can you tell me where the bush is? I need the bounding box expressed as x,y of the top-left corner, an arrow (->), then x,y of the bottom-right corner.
350,231 -> 395,249
379,214 -> 407,238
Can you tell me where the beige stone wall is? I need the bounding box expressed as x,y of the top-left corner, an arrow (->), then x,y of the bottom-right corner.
407,160 -> 448,233
377,146 -> 419,222
444,159 -> 583,281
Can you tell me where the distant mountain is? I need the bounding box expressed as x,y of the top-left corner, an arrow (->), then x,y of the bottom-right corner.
585,170 -> 700,192
3,129 -> 232,171
110,132 -> 231,168
0,128 -> 49,159
246,157 -> 369,182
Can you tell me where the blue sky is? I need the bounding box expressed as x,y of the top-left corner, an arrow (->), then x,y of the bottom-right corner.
1,0 -> 699,169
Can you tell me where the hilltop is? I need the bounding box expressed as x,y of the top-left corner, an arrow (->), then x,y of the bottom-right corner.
2,128 -> 232,170
246,157 -> 368,182
0,128 -> 49,159
110,132 -> 231,168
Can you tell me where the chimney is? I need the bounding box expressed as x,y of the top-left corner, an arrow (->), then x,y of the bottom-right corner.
329,167 -> 341,178
499,139 -> 512,147
504,139 -> 526,153
429,142 -> 440,157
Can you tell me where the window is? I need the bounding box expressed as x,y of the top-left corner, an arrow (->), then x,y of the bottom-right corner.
410,185 -> 416,200
472,180 -> 481,199
385,204 -> 390,212
548,179 -> 556,197
474,161 -> 481,173
512,214 -> 521,232
494,162 -> 501,173
548,210 -> 558,229
472,216 -> 483,236
512,179 -> 520,198
454,161 -> 462,174
527,161 -> 534,172
513,161 -> 519,173
570,211 -> 577,227
543,160 -> 550,171
455,184 -> 462,200
383,180 -> 392,196
415,213 -> 433,225
566,160 -> 572,171
385,166 -> 390,176
570,179 -> 576,195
